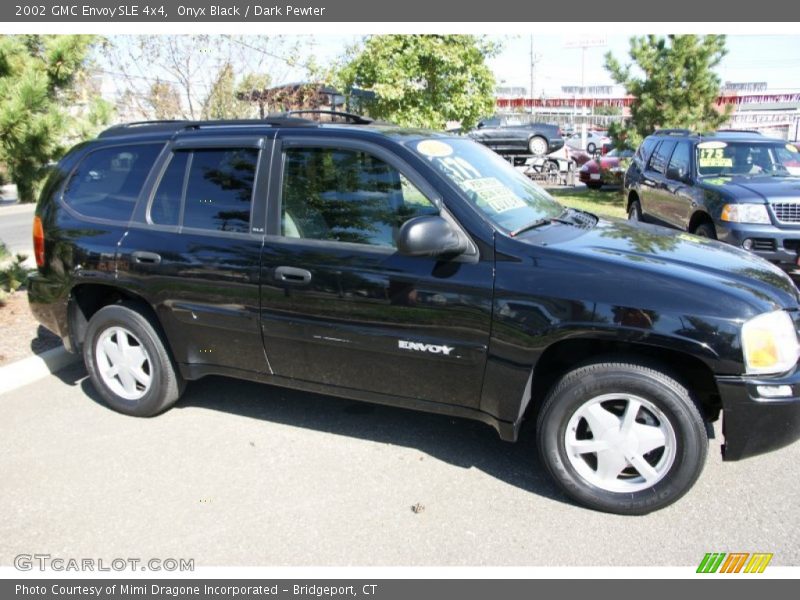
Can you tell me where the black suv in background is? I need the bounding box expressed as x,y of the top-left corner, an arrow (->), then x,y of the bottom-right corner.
624,129 -> 800,271
28,114 -> 800,515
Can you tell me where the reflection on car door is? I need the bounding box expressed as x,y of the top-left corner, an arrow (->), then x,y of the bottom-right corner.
662,141 -> 696,228
117,137 -> 270,375
641,140 -> 676,225
259,136 -> 494,408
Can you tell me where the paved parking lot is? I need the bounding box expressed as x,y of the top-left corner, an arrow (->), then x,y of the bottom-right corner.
1,362 -> 799,567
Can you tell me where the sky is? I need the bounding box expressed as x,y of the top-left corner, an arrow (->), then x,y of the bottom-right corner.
302,34 -> 800,96
97,34 -> 800,103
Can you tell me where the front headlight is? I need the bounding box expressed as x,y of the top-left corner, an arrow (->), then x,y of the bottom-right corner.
720,203 -> 771,224
741,310 -> 800,374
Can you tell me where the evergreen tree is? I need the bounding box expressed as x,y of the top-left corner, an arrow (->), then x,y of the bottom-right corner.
0,35 -> 100,202
604,35 -> 732,149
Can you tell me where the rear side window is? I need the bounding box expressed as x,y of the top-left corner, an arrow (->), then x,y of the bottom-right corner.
150,151 -> 189,227
182,148 -> 259,234
648,140 -> 676,174
635,138 -> 658,165
62,144 -> 162,221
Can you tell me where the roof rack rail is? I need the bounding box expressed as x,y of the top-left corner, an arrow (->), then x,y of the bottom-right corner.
280,109 -> 374,124
714,129 -> 764,135
97,116 -> 318,138
655,128 -> 692,136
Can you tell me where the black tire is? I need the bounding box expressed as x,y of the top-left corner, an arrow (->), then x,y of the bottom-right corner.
83,303 -> 184,417
536,360 -> 708,515
528,136 -> 548,156
693,222 -> 717,239
628,199 -> 642,222
587,142 -> 597,154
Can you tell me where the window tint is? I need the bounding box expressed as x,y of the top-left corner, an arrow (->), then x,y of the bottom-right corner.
182,148 -> 258,234
150,151 -> 188,226
667,142 -> 691,180
63,144 -> 162,221
281,147 -> 438,247
636,138 -> 658,165
648,140 -> 676,174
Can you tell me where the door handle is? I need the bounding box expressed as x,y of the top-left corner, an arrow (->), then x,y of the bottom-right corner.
131,251 -> 161,265
274,266 -> 312,285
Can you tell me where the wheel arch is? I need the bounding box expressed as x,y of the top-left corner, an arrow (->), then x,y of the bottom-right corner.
626,189 -> 640,212
523,337 -> 722,427
688,210 -> 715,234
68,283 -> 166,355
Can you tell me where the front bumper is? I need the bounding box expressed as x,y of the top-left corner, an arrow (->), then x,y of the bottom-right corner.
716,366 -> 800,460
717,221 -> 800,269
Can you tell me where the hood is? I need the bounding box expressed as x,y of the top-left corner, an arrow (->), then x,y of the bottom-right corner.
699,174 -> 800,201
515,217 -> 800,313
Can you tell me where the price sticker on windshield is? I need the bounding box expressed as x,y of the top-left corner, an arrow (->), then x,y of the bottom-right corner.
462,177 -> 526,213
698,147 -> 732,168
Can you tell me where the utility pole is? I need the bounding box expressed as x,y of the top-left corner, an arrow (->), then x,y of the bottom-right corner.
529,35 -> 541,117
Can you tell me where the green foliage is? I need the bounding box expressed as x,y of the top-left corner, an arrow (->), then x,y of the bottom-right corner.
336,35 -> 498,130
0,35 -> 102,203
604,35 -> 732,149
0,250 -> 31,294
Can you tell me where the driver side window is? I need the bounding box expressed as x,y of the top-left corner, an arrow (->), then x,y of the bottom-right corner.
280,147 -> 439,247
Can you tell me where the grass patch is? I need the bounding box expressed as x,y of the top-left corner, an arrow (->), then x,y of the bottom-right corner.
548,187 -> 626,220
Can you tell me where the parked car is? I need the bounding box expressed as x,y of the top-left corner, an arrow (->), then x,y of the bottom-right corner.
526,145 -> 593,184
29,114 -> 800,515
579,148 -> 634,189
566,130 -> 611,154
625,130 -> 800,271
468,116 -> 564,159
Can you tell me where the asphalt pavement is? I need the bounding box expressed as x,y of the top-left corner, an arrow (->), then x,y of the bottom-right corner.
1,362 -> 798,567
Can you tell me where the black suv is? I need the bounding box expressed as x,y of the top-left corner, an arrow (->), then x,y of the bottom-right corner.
28,114 -> 800,515
625,129 -> 800,271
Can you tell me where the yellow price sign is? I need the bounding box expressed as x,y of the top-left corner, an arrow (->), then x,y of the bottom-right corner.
699,147 -> 733,168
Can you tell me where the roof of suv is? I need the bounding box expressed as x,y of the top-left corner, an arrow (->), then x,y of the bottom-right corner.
95,111 -> 453,144
647,128 -> 783,143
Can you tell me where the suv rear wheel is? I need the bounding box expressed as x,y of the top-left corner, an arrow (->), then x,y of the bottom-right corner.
83,303 -> 184,417
536,361 -> 707,515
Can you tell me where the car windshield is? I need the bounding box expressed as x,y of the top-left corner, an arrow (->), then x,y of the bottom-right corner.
408,137 -> 563,232
696,141 -> 800,177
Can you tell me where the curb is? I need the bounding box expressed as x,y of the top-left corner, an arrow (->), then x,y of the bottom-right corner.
0,346 -> 80,396
0,202 -> 35,215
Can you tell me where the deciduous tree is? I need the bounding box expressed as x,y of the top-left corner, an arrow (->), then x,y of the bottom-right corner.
336,35 -> 498,130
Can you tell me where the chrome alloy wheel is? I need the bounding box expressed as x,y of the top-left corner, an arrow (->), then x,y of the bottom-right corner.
95,326 -> 153,401
564,393 -> 677,493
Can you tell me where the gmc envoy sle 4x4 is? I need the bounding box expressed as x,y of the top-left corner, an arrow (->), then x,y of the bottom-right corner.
28,113 -> 800,514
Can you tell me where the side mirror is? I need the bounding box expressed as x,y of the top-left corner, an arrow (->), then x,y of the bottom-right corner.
397,216 -> 468,258
476,122 -> 486,129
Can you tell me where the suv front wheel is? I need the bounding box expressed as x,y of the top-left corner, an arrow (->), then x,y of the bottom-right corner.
83,303 -> 184,417
536,360 -> 708,515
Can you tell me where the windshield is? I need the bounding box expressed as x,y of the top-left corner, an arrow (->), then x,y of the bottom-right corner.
407,137 -> 563,232
697,141 -> 800,177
